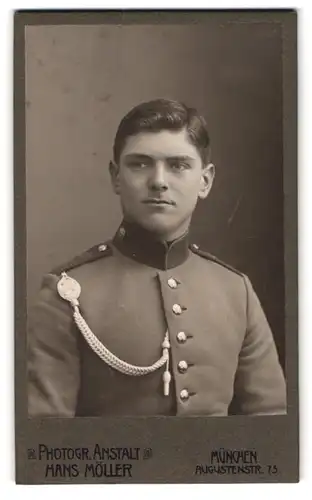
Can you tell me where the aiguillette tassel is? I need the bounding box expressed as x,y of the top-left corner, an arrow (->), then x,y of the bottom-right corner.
162,333 -> 171,396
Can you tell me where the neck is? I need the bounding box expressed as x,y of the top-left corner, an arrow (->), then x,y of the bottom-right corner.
154,224 -> 191,244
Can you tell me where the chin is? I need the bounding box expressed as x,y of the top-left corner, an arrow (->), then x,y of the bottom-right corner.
133,215 -> 169,233
125,209 -> 190,239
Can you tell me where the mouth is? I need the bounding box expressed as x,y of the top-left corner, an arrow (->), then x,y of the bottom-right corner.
143,199 -> 175,206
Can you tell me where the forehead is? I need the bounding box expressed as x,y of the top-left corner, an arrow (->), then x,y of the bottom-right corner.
120,128 -> 200,160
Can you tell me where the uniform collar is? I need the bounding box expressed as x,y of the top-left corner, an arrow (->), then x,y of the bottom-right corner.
112,220 -> 190,270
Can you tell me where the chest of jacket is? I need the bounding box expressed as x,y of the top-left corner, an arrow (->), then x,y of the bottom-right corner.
71,252 -> 247,416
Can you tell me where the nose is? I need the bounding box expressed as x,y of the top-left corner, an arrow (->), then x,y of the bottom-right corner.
148,161 -> 169,192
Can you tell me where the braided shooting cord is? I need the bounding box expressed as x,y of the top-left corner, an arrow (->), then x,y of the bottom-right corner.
57,272 -> 171,396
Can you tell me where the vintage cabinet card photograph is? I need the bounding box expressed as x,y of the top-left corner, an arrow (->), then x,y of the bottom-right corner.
14,10 -> 298,484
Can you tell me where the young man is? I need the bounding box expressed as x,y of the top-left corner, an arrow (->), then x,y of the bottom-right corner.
28,99 -> 286,417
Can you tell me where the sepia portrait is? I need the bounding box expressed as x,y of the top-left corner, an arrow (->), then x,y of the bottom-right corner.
15,10 -> 298,483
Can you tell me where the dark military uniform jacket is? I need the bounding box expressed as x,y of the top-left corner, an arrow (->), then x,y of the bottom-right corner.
28,221 -> 286,417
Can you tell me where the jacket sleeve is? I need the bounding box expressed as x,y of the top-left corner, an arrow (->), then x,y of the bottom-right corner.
231,275 -> 287,415
27,274 -> 81,417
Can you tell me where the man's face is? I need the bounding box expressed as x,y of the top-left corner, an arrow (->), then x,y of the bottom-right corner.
110,128 -> 214,241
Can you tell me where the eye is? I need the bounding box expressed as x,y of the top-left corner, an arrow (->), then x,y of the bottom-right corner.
127,161 -> 150,169
168,160 -> 190,171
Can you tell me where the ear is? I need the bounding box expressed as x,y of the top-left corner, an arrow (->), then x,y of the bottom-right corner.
198,162 -> 215,200
109,161 -> 121,195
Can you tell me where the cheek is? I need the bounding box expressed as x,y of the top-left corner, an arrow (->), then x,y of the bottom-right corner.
120,174 -> 144,199
177,175 -> 202,199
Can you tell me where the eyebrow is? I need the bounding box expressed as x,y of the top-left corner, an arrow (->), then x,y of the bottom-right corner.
123,153 -> 196,161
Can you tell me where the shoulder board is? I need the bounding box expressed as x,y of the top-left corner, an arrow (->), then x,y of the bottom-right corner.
51,241 -> 113,275
189,244 -> 243,277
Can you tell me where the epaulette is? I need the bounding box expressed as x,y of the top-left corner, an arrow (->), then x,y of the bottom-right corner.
189,243 -> 244,277
50,241 -> 113,275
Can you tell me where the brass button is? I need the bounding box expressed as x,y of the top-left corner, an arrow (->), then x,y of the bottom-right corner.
178,360 -> 188,373
180,389 -> 189,401
118,227 -> 126,238
168,278 -> 178,289
192,243 -> 199,250
172,304 -> 182,315
98,244 -> 107,252
177,331 -> 187,343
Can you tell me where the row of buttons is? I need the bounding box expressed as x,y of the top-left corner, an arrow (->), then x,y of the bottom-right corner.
167,278 -> 190,401
167,278 -> 185,317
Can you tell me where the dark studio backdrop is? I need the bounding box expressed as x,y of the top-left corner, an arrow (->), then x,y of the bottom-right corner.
25,20 -> 285,369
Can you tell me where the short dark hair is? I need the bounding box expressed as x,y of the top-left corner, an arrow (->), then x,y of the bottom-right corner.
113,99 -> 210,164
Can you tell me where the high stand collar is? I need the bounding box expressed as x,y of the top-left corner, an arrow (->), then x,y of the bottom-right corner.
112,220 -> 190,270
